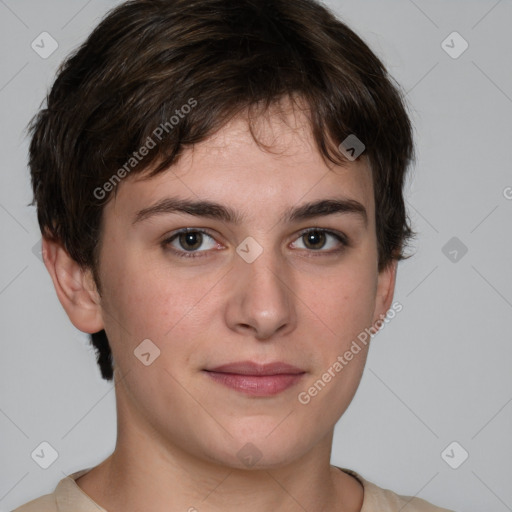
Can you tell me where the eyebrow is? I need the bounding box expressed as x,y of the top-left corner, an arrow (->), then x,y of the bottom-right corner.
132,196 -> 367,227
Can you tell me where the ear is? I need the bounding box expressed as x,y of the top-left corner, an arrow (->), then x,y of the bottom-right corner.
42,237 -> 104,334
372,259 -> 398,325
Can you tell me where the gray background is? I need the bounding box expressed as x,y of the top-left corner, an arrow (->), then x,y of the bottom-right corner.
1,1 -> 511,511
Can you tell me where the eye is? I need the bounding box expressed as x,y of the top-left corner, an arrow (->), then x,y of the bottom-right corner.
290,228 -> 348,253
162,227 -> 348,259
162,229 -> 220,258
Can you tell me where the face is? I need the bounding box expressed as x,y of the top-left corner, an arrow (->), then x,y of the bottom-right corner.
81,103 -> 395,468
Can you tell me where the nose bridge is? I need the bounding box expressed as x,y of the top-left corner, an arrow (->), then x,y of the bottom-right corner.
225,239 -> 296,339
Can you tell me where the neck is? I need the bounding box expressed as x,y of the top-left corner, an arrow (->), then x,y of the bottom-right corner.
76,380 -> 363,512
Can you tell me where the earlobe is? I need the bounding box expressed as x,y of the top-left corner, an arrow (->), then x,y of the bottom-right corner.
42,237 -> 104,334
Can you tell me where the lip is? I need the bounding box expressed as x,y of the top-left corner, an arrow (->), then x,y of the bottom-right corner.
207,361 -> 305,375
203,361 -> 306,397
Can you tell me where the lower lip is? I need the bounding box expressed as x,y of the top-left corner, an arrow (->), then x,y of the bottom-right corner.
204,371 -> 305,397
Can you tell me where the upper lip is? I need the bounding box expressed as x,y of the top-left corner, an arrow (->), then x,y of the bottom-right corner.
205,361 -> 305,376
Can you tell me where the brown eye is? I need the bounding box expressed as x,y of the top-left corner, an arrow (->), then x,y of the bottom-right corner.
302,230 -> 327,250
178,231 -> 203,251
162,229 -> 219,258
290,228 -> 348,253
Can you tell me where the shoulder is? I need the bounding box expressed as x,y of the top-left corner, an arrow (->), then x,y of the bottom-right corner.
11,493 -> 58,512
11,468 -> 97,512
340,468 -> 455,512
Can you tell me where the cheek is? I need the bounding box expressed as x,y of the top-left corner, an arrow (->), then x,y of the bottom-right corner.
294,267 -> 376,428
299,261 -> 377,345
99,249 -> 223,362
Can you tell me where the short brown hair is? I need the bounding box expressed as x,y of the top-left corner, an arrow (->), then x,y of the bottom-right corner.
28,0 -> 415,381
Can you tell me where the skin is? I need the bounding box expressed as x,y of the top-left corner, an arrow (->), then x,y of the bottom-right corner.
43,99 -> 397,512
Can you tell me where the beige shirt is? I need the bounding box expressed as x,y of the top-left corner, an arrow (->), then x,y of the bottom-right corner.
12,467 -> 454,512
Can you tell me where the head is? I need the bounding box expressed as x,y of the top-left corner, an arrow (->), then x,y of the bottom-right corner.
29,0 -> 414,468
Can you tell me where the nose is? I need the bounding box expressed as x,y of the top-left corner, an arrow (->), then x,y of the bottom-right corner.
224,247 -> 297,340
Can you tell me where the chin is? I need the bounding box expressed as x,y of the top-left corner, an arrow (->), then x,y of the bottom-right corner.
200,425 -> 315,471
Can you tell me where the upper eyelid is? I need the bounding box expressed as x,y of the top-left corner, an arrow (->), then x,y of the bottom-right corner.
165,227 -> 218,240
164,228 -> 219,247
295,227 -> 347,240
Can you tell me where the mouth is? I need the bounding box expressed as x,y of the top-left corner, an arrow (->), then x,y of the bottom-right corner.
203,361 -> 306,397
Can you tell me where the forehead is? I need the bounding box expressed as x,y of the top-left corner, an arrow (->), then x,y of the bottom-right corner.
106,106 -> 374,225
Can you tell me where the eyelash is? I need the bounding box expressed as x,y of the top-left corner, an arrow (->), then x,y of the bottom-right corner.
161,228 -> 349,259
